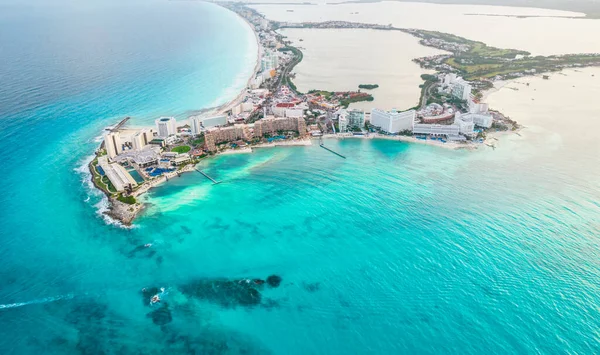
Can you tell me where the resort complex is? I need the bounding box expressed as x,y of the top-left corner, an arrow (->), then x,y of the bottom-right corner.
89,2 -> 600,225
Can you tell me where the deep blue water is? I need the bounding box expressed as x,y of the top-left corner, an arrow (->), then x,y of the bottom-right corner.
1,0 -> 600,354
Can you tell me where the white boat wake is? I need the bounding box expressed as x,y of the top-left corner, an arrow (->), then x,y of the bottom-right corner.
0,294 -> 75,310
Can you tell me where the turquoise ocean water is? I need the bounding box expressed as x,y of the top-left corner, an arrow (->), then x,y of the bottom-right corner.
1,0 -> 600,353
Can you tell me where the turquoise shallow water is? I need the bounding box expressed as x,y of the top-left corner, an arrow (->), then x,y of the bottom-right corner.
1,0 -> 600,353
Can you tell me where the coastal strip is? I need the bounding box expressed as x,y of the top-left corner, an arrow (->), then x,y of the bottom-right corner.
88,3 -> 600,226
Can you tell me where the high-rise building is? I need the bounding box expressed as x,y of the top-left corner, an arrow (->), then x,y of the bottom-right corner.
347,109 -> 365,129
451,79 -> 472,101
203,115 -> 227,129
204,125 -> 250,152
131,128 -> 153,151
454,112 -> 475,135
370,108 -> 415,133
191,115 -> 228,135
253,116 -> 307,138
104,131 -> 122,160
260,51 -> 279,71
190,117 -> 203,136
155,117 -> 177,138
338,114 -> 348,133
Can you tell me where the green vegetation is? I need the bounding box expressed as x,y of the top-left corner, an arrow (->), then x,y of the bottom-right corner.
412,29 -> 600,81
358,84 -> 379,90
307,90 -> 334,100
171,145 -> 191,154
191,136 -> 205,147
339,95 -> 373,108
280,46 -> 303,94
420,74 -> 437,82
117,193 -> 136,205
101,176 -> 117,193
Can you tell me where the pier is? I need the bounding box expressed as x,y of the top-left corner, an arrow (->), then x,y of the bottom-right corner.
319,138 -> 346,159
110,117 -> 130,132
194,168 -> 221,184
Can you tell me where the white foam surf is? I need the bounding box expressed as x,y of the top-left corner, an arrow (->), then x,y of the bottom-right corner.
0,294 -> 75,310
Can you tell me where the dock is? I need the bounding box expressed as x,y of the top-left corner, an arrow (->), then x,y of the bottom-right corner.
319,139 -> 346,159
110,117 -> 130,132
194,168 -> 221,184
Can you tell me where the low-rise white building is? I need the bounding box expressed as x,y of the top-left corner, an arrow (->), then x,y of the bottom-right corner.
413,123 -> 460,136
283,108 -> 303,118
458,112 -> 493,128
201,115 -> 228,129
468,100 -> 489,114
97,156 -> 137,192
370,108 -> 415,133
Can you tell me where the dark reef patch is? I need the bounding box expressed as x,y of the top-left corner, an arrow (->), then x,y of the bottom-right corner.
302,282 -> 321,292
266,275 -> 282,288
147,304 -> 173,326
179,278 -> 263,308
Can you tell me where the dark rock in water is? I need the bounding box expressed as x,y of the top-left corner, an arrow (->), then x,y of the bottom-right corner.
179,279 -> 262,308
303,282 -> 321,292
266,275 -> 282,288
147,304 -> 172,326
127,245 -> 146,257
261,298 -> 280,310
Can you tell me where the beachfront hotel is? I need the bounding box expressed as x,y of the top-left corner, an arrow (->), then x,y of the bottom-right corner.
451,78 -> 472,101
104,131 -> 122,160
155,117 -> 177,138
131,128 -> 153,151
97,156 -> 137,192
458,112 -> 493,128
190,115 -> 228,135
204,125 -> 250,152
454,114 -> 475,136
370,108 -> 416,134
335,109 -> 365,132
413,123 -> 460,136
253,116 -> 307,138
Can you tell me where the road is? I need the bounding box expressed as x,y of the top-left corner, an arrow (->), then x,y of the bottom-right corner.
420,81 -> 437,110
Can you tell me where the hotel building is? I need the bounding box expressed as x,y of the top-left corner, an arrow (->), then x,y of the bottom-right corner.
253,116 -> 307,138
104,131 -> 122,160
97,156 -> 137,192
457,112 -> 493,128
131,128 -> 153,151
413,123 -> 460,136
454,114 -> 475,136
370,108 -> 415,134
204,125 -> 249,152
190,115 -> 228,135
155,117 -> 177,138
451,79 -> 472,101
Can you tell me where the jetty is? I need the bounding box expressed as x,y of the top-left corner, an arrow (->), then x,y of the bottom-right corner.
319,138 -> 346,159
109,117 -> 130,132
194,168 -> 221,184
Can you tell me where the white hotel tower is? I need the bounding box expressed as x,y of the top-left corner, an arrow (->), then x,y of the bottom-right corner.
103,131 -> 122,160
370,108 -> 416,134
155,117 -> 177,138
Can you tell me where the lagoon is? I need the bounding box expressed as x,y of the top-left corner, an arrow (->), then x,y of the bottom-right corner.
254,1 -> 600,55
